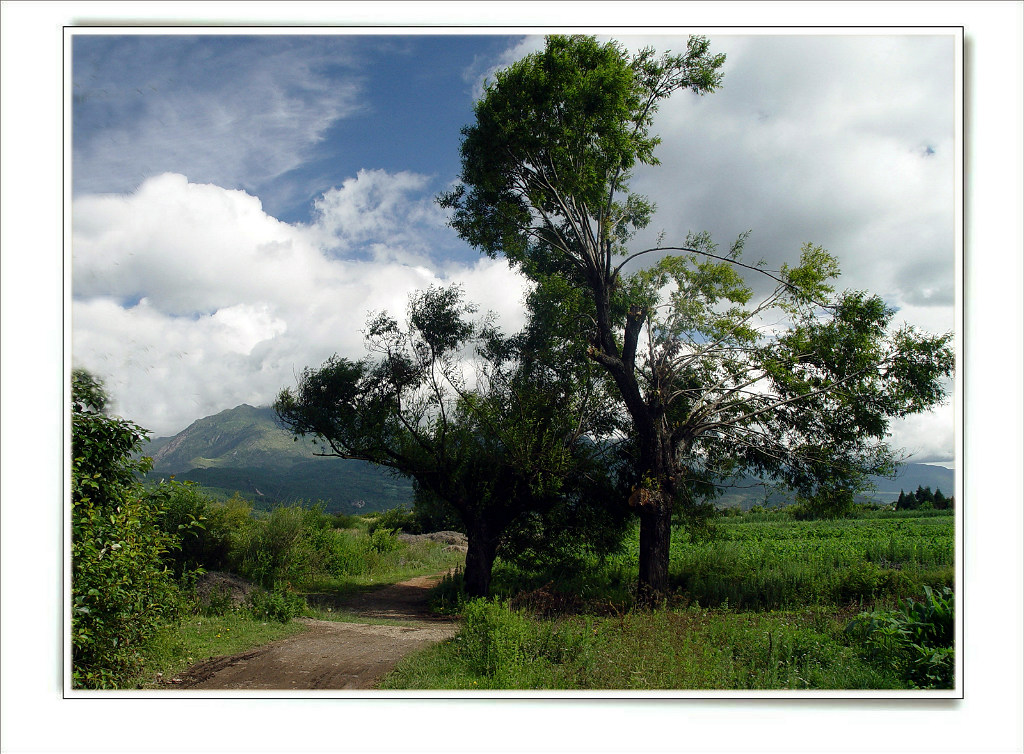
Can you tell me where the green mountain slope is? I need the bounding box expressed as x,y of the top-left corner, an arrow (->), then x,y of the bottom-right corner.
142,404 -> 412,513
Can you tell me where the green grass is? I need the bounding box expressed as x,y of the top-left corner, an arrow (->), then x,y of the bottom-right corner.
380,600 -> 904,690
490,511 -> 954,613
294,537 -> 464,596
382,511 -> 955,691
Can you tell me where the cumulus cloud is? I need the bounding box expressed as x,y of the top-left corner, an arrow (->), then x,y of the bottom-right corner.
72,172 -> 531,435
625,34 -> 956,335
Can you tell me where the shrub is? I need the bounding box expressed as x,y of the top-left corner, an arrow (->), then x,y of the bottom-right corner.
368,506 -> 420,535
245,582 -> 306,623
71,369 -> 183,688
154,481 -> 233,576
846,586 -> 955,688
429,567 -> 467,614
459,600 -> 538,682
330,512 -> 361,529
368,526 -> 400,554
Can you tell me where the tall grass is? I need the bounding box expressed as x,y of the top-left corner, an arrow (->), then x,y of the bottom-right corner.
381,599 -> 905,690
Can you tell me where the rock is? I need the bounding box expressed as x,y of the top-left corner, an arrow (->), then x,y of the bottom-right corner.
396,530 -> 468,547
195,571 -> 257,608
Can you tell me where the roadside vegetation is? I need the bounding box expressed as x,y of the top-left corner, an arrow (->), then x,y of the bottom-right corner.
383,508 -> 955,691
71,369 -> 462,689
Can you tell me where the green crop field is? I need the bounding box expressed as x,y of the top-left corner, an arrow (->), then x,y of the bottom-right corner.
386,510 -> 957,691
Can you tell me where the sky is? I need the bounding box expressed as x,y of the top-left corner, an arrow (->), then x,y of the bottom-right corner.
70,30 -> 959,464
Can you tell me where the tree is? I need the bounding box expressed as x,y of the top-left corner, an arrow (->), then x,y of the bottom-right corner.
441,34 -> 955,601
275,285 -> 619,597
71,369 -> 181,687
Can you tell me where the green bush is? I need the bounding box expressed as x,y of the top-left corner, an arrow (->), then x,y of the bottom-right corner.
429,567 -> 467,614
846,586 -> 955,688
368,526 -> 400,554
368,506 -> 420,535
71,370 -> 183,688
330,512 -> 361,529
245,583 -> 307,623
154,481 -> 235,576
459,600 -> 539,682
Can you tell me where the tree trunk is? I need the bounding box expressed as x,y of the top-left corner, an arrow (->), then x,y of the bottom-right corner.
463,522 -> 498,598
634,434 -> 679,606
637,503 -> 672,605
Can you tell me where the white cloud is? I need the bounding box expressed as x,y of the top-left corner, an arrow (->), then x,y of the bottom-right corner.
626,34 -> 956,337
72,173 -> 531,435
888,403 -> 957,466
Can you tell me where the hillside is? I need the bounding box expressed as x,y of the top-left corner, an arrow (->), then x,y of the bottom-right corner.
142,404 -> 412,513
714,464 -> 955,510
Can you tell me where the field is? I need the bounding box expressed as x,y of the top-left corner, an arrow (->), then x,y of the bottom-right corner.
382,509 -> 956,691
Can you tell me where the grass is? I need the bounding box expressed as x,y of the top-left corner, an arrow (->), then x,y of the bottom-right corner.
381,510 -> 956,691
294,537 -> 464,596
488,510 -> 954,614
380,601 -> 904,690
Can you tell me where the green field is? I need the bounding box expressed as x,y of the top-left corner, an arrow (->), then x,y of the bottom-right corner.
383,510 -> 956,691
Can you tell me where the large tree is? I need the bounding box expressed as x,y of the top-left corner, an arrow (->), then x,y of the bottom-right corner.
275,285 -> 618,597
441,35 -> 955,601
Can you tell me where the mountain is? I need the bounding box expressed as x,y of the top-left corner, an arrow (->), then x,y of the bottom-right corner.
714,464 -> 955,510
141,404 -> 412,513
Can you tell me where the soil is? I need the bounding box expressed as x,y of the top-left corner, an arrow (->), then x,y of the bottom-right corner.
174,572 -> 457,691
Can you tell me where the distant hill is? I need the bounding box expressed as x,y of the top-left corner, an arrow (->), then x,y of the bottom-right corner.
141,404 -> 412,513
714,464 -> 955,510
141,404 -> 955,514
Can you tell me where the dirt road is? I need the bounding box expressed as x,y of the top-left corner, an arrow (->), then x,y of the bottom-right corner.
177,573 -> 456,691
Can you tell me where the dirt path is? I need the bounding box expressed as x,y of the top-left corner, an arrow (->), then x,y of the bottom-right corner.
177,573 -> 456,691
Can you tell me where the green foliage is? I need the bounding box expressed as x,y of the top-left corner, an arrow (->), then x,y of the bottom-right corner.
429,567 -> 468,615
152,481 -> 232,576
847,586 -> 955,688
442,34 -> 725,272
896,485 -> 953,511
245,583 -> 307,623
383,603 -> 902,690
71,369 -> 183,688
368,505 -> 420,535
276,284 -> 623,597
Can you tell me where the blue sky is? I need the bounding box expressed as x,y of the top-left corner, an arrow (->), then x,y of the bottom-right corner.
73,34 -> 515,239
70,31 -> 959,463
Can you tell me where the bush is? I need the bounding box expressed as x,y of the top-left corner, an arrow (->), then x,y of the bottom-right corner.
330,512 -> 361,529
71,369 -> 183,688
368,506 -> 420,535
429,567 -> 467,614
459,600 -> 538,682
245,583 -> 306,623
154,481 -> 233,576
368,526 -> 400,554
846,586 -> 955,688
